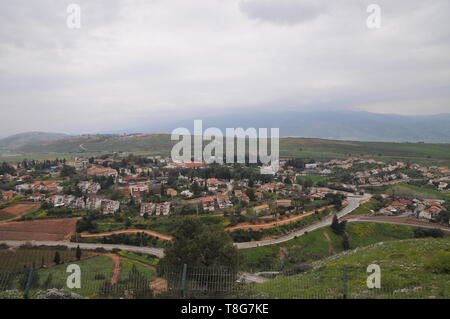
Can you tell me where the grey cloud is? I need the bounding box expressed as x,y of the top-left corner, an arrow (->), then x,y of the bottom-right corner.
239,0 -> 325,25
0,0 -> 449,138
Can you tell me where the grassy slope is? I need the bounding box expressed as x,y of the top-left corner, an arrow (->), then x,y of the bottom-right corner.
348,198 -> 379,216
239,222 -> 419,272
119,259 -> 155,281
253,237 -> 450,299
35,255 -> 114,297
2,134 -> 450,165
366,183 -> 450,200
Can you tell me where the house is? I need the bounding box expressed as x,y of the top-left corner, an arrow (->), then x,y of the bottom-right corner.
86,196 -> 103,211
155,202 -> 171,216
180,190 -> 194,198
201,197 -> 216,212
87,166 -> 118,178
78,181 -> 101,194
47,195 -> 66,208
166,188 -> 178,197
216,193 -> 232,209
419,205 -> 444,221
129,183 -> 149,199
207,178 -> 220,186
438,166 -> 450,174
119,175 -> 149,184
438,182 -> 448,191
74,158 -> 89,170
102,200 -> 120,214
391,200 -> 412,209
234,190 -> 250,203
28,193 -> 45,202
70,197 -> 86,210
1,190 -> 17,201
41,181 -> 63,194
140,203 -> 156,216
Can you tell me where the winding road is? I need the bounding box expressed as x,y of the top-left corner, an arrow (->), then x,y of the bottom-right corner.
235,194 -> 371,249
0,194 -> 371,256
0,240 -> 165,258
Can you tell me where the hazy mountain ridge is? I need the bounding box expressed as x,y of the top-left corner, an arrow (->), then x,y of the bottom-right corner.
0,132 -> 72,150
142,111 -> 450,143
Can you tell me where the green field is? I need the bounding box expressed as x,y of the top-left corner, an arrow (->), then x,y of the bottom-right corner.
252,237 -> 450,299
348,198 -> 381,216
118,251 -> 159,267
239,222 -> 421,272
119,259 -> 155,281
0,250 -> 156,299
0,248 -> 86,272
2,134 -> 450,165
365,183 -> 450,200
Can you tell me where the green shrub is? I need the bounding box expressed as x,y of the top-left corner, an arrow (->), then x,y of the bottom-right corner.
425,251 -> 450,273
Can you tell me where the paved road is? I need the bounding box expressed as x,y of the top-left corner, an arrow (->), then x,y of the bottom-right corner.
234,194 -> 371,249
0,240 -> 165,258
0,194 -> 370,256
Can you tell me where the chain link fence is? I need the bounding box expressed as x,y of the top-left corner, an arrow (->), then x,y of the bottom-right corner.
0,245 -> 448,299
1,263 -> 448,299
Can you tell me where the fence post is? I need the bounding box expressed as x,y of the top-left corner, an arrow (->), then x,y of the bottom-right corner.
180,264 -> 187,298
342,267 -> 348,299
23,266 -> 35,299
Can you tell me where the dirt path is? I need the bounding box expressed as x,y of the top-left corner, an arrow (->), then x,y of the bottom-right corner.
106,253 -> 121,284
322,231 -> 336,254
119,256 -> 168,296
81,229 -> 173,241
226,204 -> 335,231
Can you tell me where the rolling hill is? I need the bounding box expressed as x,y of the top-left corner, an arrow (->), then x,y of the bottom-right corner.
0,134 -> 450,163
0,132 -> 71,150
133,111 -> 450,143
0,132 -> 450,164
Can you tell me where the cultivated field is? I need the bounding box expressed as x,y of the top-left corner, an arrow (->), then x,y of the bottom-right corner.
0,248 -> 99,272
0,203 -> 40,222
0,218 -> 78,241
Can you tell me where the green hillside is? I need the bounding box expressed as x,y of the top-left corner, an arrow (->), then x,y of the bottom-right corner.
240,223 -> 426,272
1,133 -> 450,164
252,237 -> 450,299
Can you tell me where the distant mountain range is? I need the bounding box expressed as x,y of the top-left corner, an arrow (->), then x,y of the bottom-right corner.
136,111 -> 450,143
1,111 -> 450,157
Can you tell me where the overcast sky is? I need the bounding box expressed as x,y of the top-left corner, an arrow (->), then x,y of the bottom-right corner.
0,0 -> 449,138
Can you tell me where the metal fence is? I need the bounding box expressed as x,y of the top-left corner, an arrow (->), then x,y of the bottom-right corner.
1,264 -> 448,299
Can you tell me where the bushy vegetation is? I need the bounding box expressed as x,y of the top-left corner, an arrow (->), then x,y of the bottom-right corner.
239,223 -> 436,272
252,237 -> 450,299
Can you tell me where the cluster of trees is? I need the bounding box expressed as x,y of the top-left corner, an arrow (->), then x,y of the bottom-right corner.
413,228 -> 444,238
331,215 -> 350,250
284,158 -> 306,169
76,214 -> 99,233
92,233 -> 160,247
60,165 -> 76,177
178,164 -> 274,183
0,162 -> 16,175
161,218 -> 239,270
